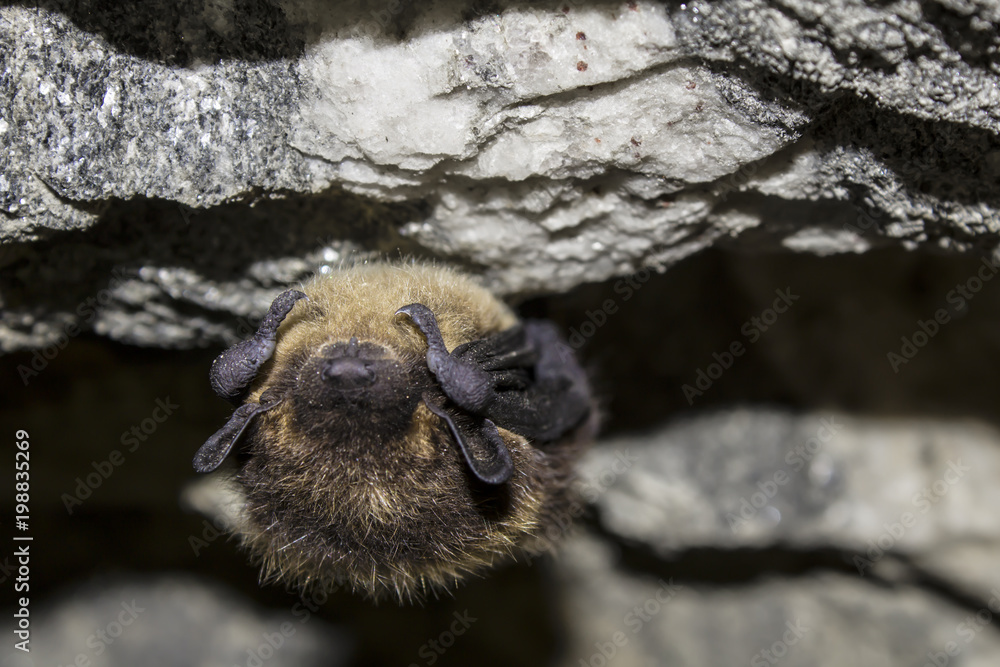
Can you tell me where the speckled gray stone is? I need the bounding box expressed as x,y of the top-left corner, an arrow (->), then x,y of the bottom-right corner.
1,0 -> 998,351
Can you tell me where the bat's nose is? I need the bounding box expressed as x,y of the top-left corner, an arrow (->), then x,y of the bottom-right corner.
321,358 -> 376,389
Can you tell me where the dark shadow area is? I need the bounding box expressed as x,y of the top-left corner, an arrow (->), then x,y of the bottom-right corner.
591,517 -> 1000,620
0,338 -> 559,667
604,534 -> 873,589
7,0 -> 307,65
814,97 -> 1000,235
919,0 -> 1000,74
23,0 -> 993,78
703,60 -> 1000,232
522,245 -> 1000,434
5,0 -> 629,65
0,187 -> 432,325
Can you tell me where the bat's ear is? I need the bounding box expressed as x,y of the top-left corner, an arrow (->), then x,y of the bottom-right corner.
423,397 -> 513,485
211,289 -> 308,404
396,303 -> 497,413
193,399 -> 282,473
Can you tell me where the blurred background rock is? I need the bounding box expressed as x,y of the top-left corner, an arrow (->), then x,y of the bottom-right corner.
2,0 -> 1000,665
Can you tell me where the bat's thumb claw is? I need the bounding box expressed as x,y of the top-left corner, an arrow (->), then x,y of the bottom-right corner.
395,303 -> 421,318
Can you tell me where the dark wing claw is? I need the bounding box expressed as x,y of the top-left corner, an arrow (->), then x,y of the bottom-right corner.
399,302 -> 591,482
451,319 -> 591,441
193,399 -> 282,472
452,325 -> 538,371
423,397 -> 513,485
498,320 -> 591,441
452,325 -> 534,390
396,303 -> 496,412
210,289 -> 308,404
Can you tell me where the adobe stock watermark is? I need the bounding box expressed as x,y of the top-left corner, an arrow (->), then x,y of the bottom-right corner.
62,397 -> 179,514
225,311 -> 267,345
726,416 -> 844,533
726,417 -> 843,532
566,267 -> 653,350
17,267 -> 136,386
54,599 -> 145,667
749,618 -> 811,666
920,587 -> 1000,667
233,623 -> 299,667
854,459 -> 969,576
682,288 -> 800,405
578,579 -> 682,667
231,585 -> 348,667
715,155 -> 760,205
344,0 -> 413,40
188,511 -> 238,557
407,610 -> 477,667
531,448 -> 639,557
887,255 -> 1000,373
0,554 -> 16,586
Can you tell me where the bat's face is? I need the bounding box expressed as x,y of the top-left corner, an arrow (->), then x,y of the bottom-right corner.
283,338 -> 426,438
195,263 -> 596,601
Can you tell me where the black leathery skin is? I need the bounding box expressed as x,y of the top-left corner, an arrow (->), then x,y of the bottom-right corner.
209,290 -> 308,404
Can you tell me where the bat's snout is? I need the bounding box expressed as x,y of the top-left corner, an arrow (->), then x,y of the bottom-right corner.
321,357 -> 377,389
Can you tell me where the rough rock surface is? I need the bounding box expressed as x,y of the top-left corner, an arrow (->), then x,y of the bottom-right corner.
587,411 -> 983,552
2,576 -> 350,667
555,536 -> 1000,667
559,410 -> 1000,665
581,410 -> 1000,601
2,0 -> 999,351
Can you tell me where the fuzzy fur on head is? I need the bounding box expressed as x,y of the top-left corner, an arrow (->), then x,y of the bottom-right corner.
222,262 -> 594,601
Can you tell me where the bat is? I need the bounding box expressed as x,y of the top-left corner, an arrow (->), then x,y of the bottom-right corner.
193,261 -> 596,601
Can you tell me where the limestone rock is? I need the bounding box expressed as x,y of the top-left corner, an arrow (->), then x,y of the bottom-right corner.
2,0 -> 998,351
554,533 -> 1000,667
581,409 -> 1000,607
3,576 -> 350,667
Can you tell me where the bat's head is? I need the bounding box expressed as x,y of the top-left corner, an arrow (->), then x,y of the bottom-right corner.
193,262 -> 596,601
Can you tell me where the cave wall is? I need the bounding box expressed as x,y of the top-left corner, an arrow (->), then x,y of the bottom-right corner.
3,1 -> 1000,666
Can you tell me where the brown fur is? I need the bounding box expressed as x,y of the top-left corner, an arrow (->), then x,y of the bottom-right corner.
226,262 -> 593,601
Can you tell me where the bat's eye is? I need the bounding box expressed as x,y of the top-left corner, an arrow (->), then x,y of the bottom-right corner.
321,357 -> 376,389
